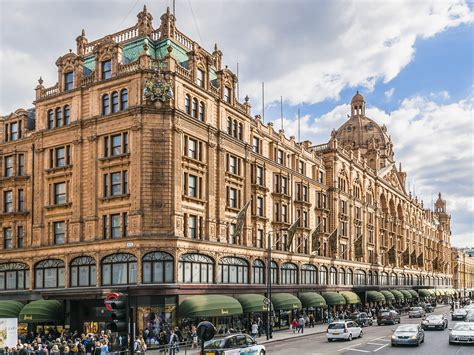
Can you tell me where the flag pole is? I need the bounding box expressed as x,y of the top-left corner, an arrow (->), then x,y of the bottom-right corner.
280,96 -> 283,131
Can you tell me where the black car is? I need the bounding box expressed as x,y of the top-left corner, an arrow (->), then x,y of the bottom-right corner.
377,310 -> 401,325
424,304 -> 434,313
350,312 -> 373,327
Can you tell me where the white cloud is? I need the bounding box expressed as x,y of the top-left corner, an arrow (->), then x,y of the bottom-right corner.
385,88 -> 395,99
279,93 -> 474,246
429,91 -> 451,100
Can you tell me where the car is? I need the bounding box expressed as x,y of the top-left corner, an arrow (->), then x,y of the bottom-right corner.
391,324 -> 425,347
449,322 -> 474,345
378,310 -> 401,325
465,313 -> 474,322
350,312 -> 373,327
421,314 -> 448,330
408,307 -> 426,318
203,334 -> 266,355
326,321 -> 363,342
424,304 -> 434,313
452,308 -> 468,321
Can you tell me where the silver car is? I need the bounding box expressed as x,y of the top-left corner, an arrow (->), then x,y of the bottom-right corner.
452,308 -> 467,321
408,307 -> 426,318
391,324 -> 425,347
421,314 -> 448,330
449,322 -> 474,344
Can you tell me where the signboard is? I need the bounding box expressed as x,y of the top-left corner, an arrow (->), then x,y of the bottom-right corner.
104,292 -> 121,312
0,318 -> 18,348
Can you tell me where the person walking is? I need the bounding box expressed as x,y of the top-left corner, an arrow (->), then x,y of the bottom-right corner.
309,314 -> 315,328
298,315 -> 305,334
291,319 -> 298,334
251,321 -> 259,340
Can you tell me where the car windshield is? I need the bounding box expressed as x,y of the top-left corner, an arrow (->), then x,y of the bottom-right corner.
204,338 -> 226,349
380,312 -> 390,316
426,315 -> 441,320
454,324 -> 474,331
328,323 -> 345,329
396,325 -> 418,332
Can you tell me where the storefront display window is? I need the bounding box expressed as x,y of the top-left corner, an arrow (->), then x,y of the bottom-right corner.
142,251 -> 174,284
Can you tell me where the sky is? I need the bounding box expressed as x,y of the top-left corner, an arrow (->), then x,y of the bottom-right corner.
0,0 -> 473,247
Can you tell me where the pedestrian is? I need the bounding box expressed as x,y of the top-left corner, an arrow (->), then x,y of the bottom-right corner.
309,314 -> 315,328
291,319 -> 298,334
298,315 -> 305,334
168,330 -> 179,355
251,321 -> 258,340
190,325 -> 198,350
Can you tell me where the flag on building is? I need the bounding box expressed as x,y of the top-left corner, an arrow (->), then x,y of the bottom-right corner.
328,228 -> 338,255
286,217 -> 300,250
417,252 -> 424,267
311,222 -> 322,254
234,201 -> 250,238
354,235 -> 364,259
402,248 -> 410,265
388,246 -> 396,264
432,257 -> 438,271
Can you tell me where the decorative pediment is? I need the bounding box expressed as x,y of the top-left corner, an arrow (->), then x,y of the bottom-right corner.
378,163 -> 406,194
93,36 -> 121,59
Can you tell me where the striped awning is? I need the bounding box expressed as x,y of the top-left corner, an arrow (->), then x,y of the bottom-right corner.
340,291 -> 361,305
380,291 -> 395,302
389,290 -> 404,301
399,290 -> 412,300
366,291 -> 386,303
322,292 -> 346,306
298,292 -> 326,308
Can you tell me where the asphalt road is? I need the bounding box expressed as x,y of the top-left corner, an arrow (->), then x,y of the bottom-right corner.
265,305 -> 473,355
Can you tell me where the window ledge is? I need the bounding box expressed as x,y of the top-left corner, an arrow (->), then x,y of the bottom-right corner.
45,202 -> 72,210
0,211 -> 29,217
0,175 -> 30,182
98,153 -> 130,162
182,156 -> 205,167
226,206 -> 240,213
46,165 -> 73,173
183,195 -> 206,204
99,193 -> 130,201
252,215 -> 268,222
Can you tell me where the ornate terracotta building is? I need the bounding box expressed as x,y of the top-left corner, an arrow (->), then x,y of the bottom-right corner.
0,7 -> 454,332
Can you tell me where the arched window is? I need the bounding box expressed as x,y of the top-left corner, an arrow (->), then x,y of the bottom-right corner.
281,263 -> 298,284
142,251 -> 174,284
373,271 -> 379,285
192,98 -> 198,118
0,262 -> 29,290
319,266 -> 328,285
253,259 -> 265,284
185,94 -> 191,115
301,264 -> 317,284
35,259 -> 64,289
219,257 -> 248,284
338,268 -> 345,285
329,267 -> 337,285
47,109 -> 54,129
70,256 -> 96,287
178,253 -> 213,284
199,101 -> 205,122
120,89 -> 128,110
346,269 -> 353,285
355,269 -> 366,286
55,107 -> 63,128
390,272 -> 397,286
381,271 -> 389,286
111,91 -> 119,113
63,105 -> 70,126
271,261 -> 278,284
102,94 -> 110,115
101,253 -> 137,286
368,270 -> 373,285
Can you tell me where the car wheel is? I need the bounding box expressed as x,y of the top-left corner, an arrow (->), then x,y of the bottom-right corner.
359,331 -> 363,338
328,339 -> 332,342
259,351 -> 265,355
348,334 -> 352,341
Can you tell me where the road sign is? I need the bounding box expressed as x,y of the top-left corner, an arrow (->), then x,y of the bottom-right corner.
263,297 -> 271,305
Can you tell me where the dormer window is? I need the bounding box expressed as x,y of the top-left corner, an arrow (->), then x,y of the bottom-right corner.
197,69 -> 205,88
10,122 -> 19,141
224,86 -> 231,103
64,71 -> 73,91
101,60 -> 112,80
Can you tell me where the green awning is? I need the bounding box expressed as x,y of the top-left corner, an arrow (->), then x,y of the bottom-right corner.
0,301 -> 24,318
340,291 -> 361,305
407,290 -> 418,298
428,289 -> 437,295
234,294 -> 271,313
366,291 -> 385,303
389,290 -> 404,301
399,290 -> 412,300
418,289 -> 431,298
179,295 -> 243,318
435,290 -> 442,296
19,300 -> 63,323
299,292 -> 327,308
322,292 -> 346,306
438,289 -> 446,296
271,293 -> 302,310
380,291 -> 395,302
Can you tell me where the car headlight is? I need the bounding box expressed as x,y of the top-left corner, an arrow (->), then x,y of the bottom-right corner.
411,336 -> 418,340
391,335 -> 397,340
422,321 -> 428,324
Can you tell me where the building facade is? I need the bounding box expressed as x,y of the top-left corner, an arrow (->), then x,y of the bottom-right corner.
451,249 -> 474,298
0,7 -> 454,332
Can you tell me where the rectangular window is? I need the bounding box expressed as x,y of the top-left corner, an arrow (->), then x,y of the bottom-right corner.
17,226 -> 24,248
257,196 -> 264,217
64,71 -> 73,90
188,215 -> 197,239
187,174 -> 197,197
318,171 -> 324,184
228,187 -> 238,208
228,155 -> 238,175
104,132 -> 128,157
256,166 -> 264,186
197,69 -> 205,87
122,213 -> 128,238
303,185 -> 308,202
18,154 -> 25,176
53,221 -> 65,244
281,176 -> 287,194
281,204 -> 287,223
110,214 -> 121,239
4,156 -> 13,177
56,147 -> 65,167
224,87 -> 231,103
3,191 -> 12,213
257,229 -> 263,248
187,137 -> 197,159
277,149 -> 284,164
54,182 -> 66,205
101,60 -> 112,80
3,228 -> 12,249
274,203 -> 279,222
111,134 -> 122,156
111,172 -> 122,196
10,122 -> 18,141
303,211 -> 308,227
229,223 -> 236,244
298,160 -> 305,175
18,189 -> 24,212
252,136 -> 260,153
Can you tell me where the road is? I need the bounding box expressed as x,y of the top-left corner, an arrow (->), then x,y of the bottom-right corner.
265,305 -> 473,354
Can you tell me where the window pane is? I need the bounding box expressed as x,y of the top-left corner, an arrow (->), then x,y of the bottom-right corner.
184,262 -> 191,282
112,263 -> 126,284
90,265 -> 96,286
79,266 -> 89,286
165,261 -> 173,283
192,263 -> 200,282
129,262 -> 137,283
153,262 -> 163,283
35,270 -> 43,288
44,268 -> 56,288
6,271 -> 16,290
0,273 -> 4,290
71,267 -> 78,287
58,268 -> 65,287
143,262 -> 152,283
102,265 -> 111,285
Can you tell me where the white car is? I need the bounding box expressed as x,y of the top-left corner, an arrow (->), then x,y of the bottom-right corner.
449,322 -> 474,345
327,321 -> 363,341
204,334 -> 266,355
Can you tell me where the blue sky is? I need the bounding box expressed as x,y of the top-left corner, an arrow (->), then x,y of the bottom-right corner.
0,0 -> 472,247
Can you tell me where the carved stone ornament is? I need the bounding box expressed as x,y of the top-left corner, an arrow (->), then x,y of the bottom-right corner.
143,67 -> 173,103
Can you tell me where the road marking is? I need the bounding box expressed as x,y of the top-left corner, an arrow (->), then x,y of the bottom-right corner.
372,344 -> 389,352
346,349 -> 370,353
367,342 -> 386,346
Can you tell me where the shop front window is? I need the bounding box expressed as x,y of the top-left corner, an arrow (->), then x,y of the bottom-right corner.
178,253 -> 214,284
218,257 -> 248,284
301,264 -> 317,284
70,256 -> 96,287
329,267 -> 337,285
281,263 -> 298,284
142,251 -> 174,284
252,259 -> 265,284
0,262 -> 29,290
319,266 -> 328,285
35,259 -> 64,289
101,253 -> 137,286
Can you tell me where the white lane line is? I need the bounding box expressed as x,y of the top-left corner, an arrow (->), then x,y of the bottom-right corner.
373,343 -> 389,352
346,349 -> 370,353
367,342 -> 386,346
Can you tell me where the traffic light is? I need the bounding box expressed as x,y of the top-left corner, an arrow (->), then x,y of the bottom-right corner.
105,292 -> 127,333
